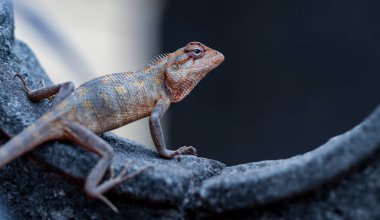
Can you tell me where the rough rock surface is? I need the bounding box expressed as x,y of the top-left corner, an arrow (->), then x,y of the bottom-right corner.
2,0 -> 380,219
195,105 -> 380,213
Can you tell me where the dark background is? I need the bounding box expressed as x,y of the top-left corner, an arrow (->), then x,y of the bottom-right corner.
162,0 -> 380,165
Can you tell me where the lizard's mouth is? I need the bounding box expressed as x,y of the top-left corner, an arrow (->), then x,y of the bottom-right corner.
207,53 -> 224,69
212,53 -> 225,65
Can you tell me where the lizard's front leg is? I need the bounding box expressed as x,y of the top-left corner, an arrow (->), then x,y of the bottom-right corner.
149,99 -> 197,159
14,73 -> 74,107
63,121 -> 151,212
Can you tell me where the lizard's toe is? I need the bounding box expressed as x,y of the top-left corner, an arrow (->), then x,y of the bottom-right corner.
177,146 -> 197,155
115,162 -> 153,182
172,146 -> 197,161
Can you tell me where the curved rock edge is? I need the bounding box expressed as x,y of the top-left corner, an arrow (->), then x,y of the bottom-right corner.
197,105 -> 380,213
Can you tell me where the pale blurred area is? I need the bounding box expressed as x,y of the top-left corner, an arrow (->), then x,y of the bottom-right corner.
13,0 -> 167,148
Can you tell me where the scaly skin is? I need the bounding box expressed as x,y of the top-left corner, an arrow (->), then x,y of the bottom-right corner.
0,42 -> 224,212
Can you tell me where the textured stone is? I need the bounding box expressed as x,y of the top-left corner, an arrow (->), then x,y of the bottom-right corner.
192,150 -> 380,220
0,158 -> 187,219
195,104 -> 380,214
34,134 -> 225,206
0,0 -> 13,57
2,0 -> 380,219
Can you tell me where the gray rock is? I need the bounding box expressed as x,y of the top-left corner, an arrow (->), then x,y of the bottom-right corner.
0,0 -> 13,57
196,106 -> 380,213
193,150 -> 380,220
0,193 -> 13,220
2,0 -> 380,219
0,158 -> 188,220
35,134 -> 225,206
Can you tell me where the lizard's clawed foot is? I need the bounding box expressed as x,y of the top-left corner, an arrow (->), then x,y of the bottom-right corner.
93,162 -> 153,212
172,146 -> 197,161
113,161 -> 153,183
47,95 -> 56,103
176,146 -> 197,155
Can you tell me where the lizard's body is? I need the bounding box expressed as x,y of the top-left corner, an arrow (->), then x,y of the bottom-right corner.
57,70 -> 167,133
0,42 -> 224,211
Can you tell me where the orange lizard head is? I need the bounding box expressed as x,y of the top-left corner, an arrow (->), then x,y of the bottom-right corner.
165,42 -> 224,103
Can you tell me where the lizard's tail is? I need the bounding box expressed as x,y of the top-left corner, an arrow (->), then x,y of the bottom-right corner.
0,116 -> 62,168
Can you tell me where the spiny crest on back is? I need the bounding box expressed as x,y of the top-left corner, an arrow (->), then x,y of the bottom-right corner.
142,53 -> 171,73
149,53 -> 170,67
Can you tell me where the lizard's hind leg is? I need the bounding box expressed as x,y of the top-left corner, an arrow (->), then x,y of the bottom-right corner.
64,121 -> 152,212
14,73 -> 74,107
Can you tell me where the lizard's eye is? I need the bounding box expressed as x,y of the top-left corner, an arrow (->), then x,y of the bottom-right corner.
184,42 -> 205,59
193,49 -> 201,55
190,48 -> 204,59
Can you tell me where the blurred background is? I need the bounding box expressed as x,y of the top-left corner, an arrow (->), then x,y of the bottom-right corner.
13,0 -> 380,165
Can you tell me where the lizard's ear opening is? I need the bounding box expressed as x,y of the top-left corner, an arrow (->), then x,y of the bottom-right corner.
170,63 -> 180,71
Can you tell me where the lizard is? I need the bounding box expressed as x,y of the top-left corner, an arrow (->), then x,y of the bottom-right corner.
0,41 -> 224,212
